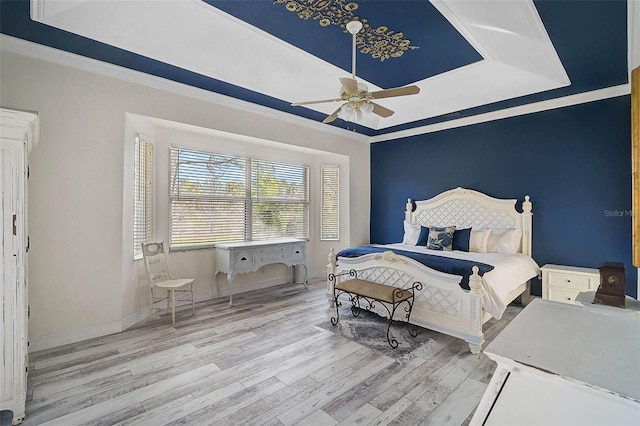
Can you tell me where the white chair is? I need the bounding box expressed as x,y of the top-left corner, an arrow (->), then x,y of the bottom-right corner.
141,241 -> 195,324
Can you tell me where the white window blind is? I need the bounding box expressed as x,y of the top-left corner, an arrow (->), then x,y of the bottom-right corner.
170,147 -> 309,250
134,135 -> 153,259
321,165 -> 340,240
251,159 -> 309,240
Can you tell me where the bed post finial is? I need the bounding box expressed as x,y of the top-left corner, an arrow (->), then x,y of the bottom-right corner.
405,198 -> 413,222
328,247 -> 337,267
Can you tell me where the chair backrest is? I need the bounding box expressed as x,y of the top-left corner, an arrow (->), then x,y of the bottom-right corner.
141,241 -> 170,285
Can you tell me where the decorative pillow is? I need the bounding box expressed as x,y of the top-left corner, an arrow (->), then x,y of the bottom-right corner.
486,228 -> 522,254
401,220 -> 421,245
417,226 -> 430,246
469,229 -> 491,253
452,228 -> 471,251
427,226 -> 456,251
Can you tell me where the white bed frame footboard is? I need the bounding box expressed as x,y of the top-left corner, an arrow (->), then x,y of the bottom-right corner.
327,187 -> 533,354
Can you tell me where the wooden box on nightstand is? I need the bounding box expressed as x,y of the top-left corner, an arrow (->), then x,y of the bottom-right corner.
541,264 -> 600,304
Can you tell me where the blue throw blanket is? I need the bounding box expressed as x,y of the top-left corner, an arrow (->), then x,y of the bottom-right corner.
337,245 -> 494,290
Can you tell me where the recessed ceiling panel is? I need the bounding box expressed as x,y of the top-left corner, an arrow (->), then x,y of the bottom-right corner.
206,0 -> 483,88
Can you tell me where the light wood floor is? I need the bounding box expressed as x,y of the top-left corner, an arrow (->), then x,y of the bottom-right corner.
3,279 -> 523,426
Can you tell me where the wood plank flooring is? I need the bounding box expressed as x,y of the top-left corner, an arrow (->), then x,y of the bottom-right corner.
2,279 -> 523,426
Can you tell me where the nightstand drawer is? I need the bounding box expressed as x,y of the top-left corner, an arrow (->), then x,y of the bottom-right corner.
547,272 -> 593,291
547,286 -> 581,304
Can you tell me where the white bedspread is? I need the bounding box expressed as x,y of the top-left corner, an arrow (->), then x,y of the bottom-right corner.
376,243 -> 541,319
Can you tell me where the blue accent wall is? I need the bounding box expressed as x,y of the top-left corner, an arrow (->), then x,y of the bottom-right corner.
371,96 -> 637,297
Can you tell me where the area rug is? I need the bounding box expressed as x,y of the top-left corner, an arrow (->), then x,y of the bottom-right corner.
317,305 -> 437,362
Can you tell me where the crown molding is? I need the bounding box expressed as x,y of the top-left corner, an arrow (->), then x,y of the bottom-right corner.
371,84 -> 631,143
0,34 -> 369,144
0,34 -> 631,145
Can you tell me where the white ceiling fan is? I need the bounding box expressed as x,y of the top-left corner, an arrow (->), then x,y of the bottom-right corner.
291,20 -> 421,124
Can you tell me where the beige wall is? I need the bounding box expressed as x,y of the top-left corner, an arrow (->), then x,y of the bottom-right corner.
0,49 -> 370,350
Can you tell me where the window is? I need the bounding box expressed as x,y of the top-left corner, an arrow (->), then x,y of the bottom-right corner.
133,135 -> 153,259
169,147 -> 309,250
321,165 -> 340,240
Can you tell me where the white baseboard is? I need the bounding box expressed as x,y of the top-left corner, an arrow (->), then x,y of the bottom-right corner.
28,274 -> 322,353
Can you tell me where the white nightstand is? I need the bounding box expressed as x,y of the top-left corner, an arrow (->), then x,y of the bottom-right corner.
540,264 -> 600,304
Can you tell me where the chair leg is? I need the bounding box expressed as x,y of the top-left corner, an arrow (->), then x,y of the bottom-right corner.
191,284 -> 195,315
171,289 -> 176,325
148,287 -> 154,321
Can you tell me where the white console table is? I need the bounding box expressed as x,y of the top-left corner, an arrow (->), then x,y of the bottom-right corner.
471,298 -> 640,425
214,238 -> 307,306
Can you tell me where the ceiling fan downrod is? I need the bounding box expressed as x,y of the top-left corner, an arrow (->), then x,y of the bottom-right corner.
346,20 -> 363,80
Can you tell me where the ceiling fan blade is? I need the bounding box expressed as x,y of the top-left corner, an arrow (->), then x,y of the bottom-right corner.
323,107 -> 342,124
370,85 -> 420,99
372,102 -> 394,118
340,77 -> 359,94
291,98 -> 341,106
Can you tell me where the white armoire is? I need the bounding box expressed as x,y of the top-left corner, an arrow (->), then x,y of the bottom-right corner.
1,108 -> 38,425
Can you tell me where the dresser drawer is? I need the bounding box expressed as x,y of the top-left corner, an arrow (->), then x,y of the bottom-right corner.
546,271 -> 594,291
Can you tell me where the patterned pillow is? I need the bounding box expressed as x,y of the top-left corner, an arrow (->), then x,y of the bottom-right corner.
427,226 -> 456,251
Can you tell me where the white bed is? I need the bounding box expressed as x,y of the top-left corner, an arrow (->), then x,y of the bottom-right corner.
326,187 -> 540,354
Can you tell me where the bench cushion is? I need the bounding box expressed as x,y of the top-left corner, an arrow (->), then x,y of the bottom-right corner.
335,279 -> 413,304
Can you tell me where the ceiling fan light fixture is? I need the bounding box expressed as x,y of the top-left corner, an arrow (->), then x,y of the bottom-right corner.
361,101 -> 374,114
339,102 -> 355,120
338,100 -> 374,122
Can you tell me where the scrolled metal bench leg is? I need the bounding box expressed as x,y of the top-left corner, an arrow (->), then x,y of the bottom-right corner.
329,273 -> 341,326
386,315 -> 399,349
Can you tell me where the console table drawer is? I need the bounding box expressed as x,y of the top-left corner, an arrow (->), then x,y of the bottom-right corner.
257,245 -> 291,262
232,249 -> 254,270
290,243 -> 305,262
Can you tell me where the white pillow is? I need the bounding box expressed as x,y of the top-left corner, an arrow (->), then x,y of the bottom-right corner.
469,229 -> 490,253
402,220 -> 421,245
486,228 -> 522,254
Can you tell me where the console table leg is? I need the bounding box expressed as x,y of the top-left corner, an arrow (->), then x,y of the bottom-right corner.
227,273 -> 235,307
301,264 -> 308,288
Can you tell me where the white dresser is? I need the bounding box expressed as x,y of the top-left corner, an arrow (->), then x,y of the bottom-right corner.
215,238 -> 307,306
540,264 -> 599,304
471,298 -> 640,425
